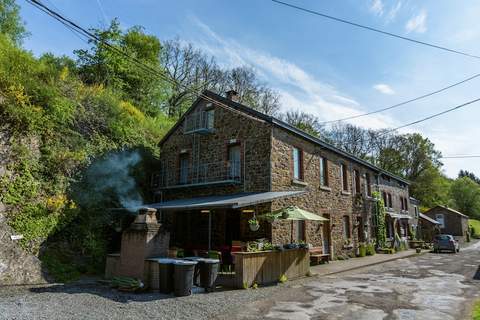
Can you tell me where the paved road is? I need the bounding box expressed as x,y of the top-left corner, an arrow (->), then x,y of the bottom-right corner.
227,242 -> 480,320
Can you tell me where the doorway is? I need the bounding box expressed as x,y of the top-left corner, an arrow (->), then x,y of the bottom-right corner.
322,214 -> 331,255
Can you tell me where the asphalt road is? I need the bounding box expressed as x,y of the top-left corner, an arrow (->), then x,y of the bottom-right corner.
226,241 -> 480,320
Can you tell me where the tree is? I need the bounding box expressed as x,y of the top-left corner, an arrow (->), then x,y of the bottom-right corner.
160,39 -> 223,118
279,110 -> 324,137
326,123 -> 376,159
75,19 -> 166,116
459,170 -> 480,185
449,177 -> 480,218
0,0 -> 28,45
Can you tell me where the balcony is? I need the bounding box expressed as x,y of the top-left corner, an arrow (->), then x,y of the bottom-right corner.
152,160 -> 242,189
183,111 -> 214,134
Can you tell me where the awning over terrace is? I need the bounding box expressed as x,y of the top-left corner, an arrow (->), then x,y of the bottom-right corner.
386,212 -> 413,220
143,191 -> 306,211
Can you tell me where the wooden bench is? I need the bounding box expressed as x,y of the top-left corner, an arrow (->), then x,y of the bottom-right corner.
309,247 -> 330,265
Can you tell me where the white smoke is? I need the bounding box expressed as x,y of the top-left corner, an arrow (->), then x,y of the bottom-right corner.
80,150 -> 144,212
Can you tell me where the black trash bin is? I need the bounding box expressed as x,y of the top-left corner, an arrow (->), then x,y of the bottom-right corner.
158,258 -> 176,294
173,260 -> 198,297
199,258 -> 220,292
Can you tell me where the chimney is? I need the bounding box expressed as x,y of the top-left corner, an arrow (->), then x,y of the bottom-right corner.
226,90 -> 239,102
117,207 -> 170,280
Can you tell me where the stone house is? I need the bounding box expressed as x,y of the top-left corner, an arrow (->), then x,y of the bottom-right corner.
423,206 -> 469,241
151,90 -> 413,259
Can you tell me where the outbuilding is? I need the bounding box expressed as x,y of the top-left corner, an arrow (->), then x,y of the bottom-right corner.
423,206 -> 469,242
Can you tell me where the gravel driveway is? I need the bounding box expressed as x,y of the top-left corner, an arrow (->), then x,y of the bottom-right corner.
1,243 -> 479,320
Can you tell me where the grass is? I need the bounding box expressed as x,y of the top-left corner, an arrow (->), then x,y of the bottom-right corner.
469,219 -> 480,238
472,300 -> 480,320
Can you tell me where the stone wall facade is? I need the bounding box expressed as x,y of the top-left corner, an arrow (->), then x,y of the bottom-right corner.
157,98 -> 272,201
155,92 -> 413,259
269,127 -> 378,257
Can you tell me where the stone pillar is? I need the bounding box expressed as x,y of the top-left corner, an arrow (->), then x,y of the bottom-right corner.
118,208 -> 170,280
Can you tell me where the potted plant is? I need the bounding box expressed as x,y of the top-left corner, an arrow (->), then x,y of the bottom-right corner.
248,217 -> 260,231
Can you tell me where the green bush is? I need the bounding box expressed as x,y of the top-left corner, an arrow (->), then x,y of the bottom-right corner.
358,244 -> 367,257
366,244 -> 376,256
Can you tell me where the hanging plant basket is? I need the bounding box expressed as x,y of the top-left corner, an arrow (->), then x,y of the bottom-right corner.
248,218 -> 260,231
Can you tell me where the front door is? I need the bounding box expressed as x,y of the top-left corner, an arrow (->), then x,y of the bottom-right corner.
322,214 -> 331,254
357,216 -> 365,242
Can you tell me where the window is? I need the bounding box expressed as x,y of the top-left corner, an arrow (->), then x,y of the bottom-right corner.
414,206 -> 419,218
319,156 -> 328,187
341,164 -> 348,192
382,192 -> 388,207
387,193 -> 393,208
353,169 -> 361,194
404,198 -> 409,211
292,147 -> 303,180
228,144 -> 241,179
366,173 -> 372,197
400,197 -> 405,211
435,214 -> 445,228
342,216 -> 351,239
179,154 -> 189,184
205,109 -> 215,129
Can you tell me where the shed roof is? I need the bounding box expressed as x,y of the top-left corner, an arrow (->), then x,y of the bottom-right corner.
143,191 -> 305,211
419,212 -> 440,225
425,205 -> 469,219
158,90 -> 410,185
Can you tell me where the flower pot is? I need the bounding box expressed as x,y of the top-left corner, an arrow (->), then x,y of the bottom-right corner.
249,223 -> 260,232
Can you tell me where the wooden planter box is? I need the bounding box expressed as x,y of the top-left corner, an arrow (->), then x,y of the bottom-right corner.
408,240 -> 424,249
232,248 -> 310,288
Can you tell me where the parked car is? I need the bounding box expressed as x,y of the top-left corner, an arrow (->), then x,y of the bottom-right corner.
433,234 -> 459,253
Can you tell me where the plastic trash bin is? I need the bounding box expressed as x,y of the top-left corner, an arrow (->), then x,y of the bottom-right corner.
146,259 -> 160,291
157,258 -> 177,294
199,259 -> 220,292
173,260 -> 198,297
184,257 -> 204,285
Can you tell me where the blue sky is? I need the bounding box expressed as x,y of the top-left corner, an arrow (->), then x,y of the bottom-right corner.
18,0 -> 480,178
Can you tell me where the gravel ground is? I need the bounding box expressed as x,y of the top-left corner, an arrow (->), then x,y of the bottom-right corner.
1,243 -> 479,320
0,277 -> 306,320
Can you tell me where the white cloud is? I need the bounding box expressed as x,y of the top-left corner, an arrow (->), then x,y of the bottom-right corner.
405,10 -> 427,33
385,1 -> 402,23
373,84 -> 395,95
370,0 -> 384,16
189,17 -> 398,130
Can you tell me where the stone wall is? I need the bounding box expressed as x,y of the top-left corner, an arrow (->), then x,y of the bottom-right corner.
269,127 -> 378,258
0,126 -> 48,285
424,207 -> 468,238
158,98 -> 272,201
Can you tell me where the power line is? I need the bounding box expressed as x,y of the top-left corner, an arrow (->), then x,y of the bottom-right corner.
24,0 -> 262,123
380,97 -> 480,135
271,0 -> 480,60
440,155 -> 480,159
321,73 -> 480,124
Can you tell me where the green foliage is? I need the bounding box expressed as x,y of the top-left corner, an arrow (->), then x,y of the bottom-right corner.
366,244 -> 376,256
75,19 -> 166,116
472,299 -> 480,320
0,0 -> 29,45
358,243 -> 367,257
372,191 -> 387,249
469,219 -> 480,239
279,274 -> 288,283
450,177 -> 480,218
0,33 -> 173,280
